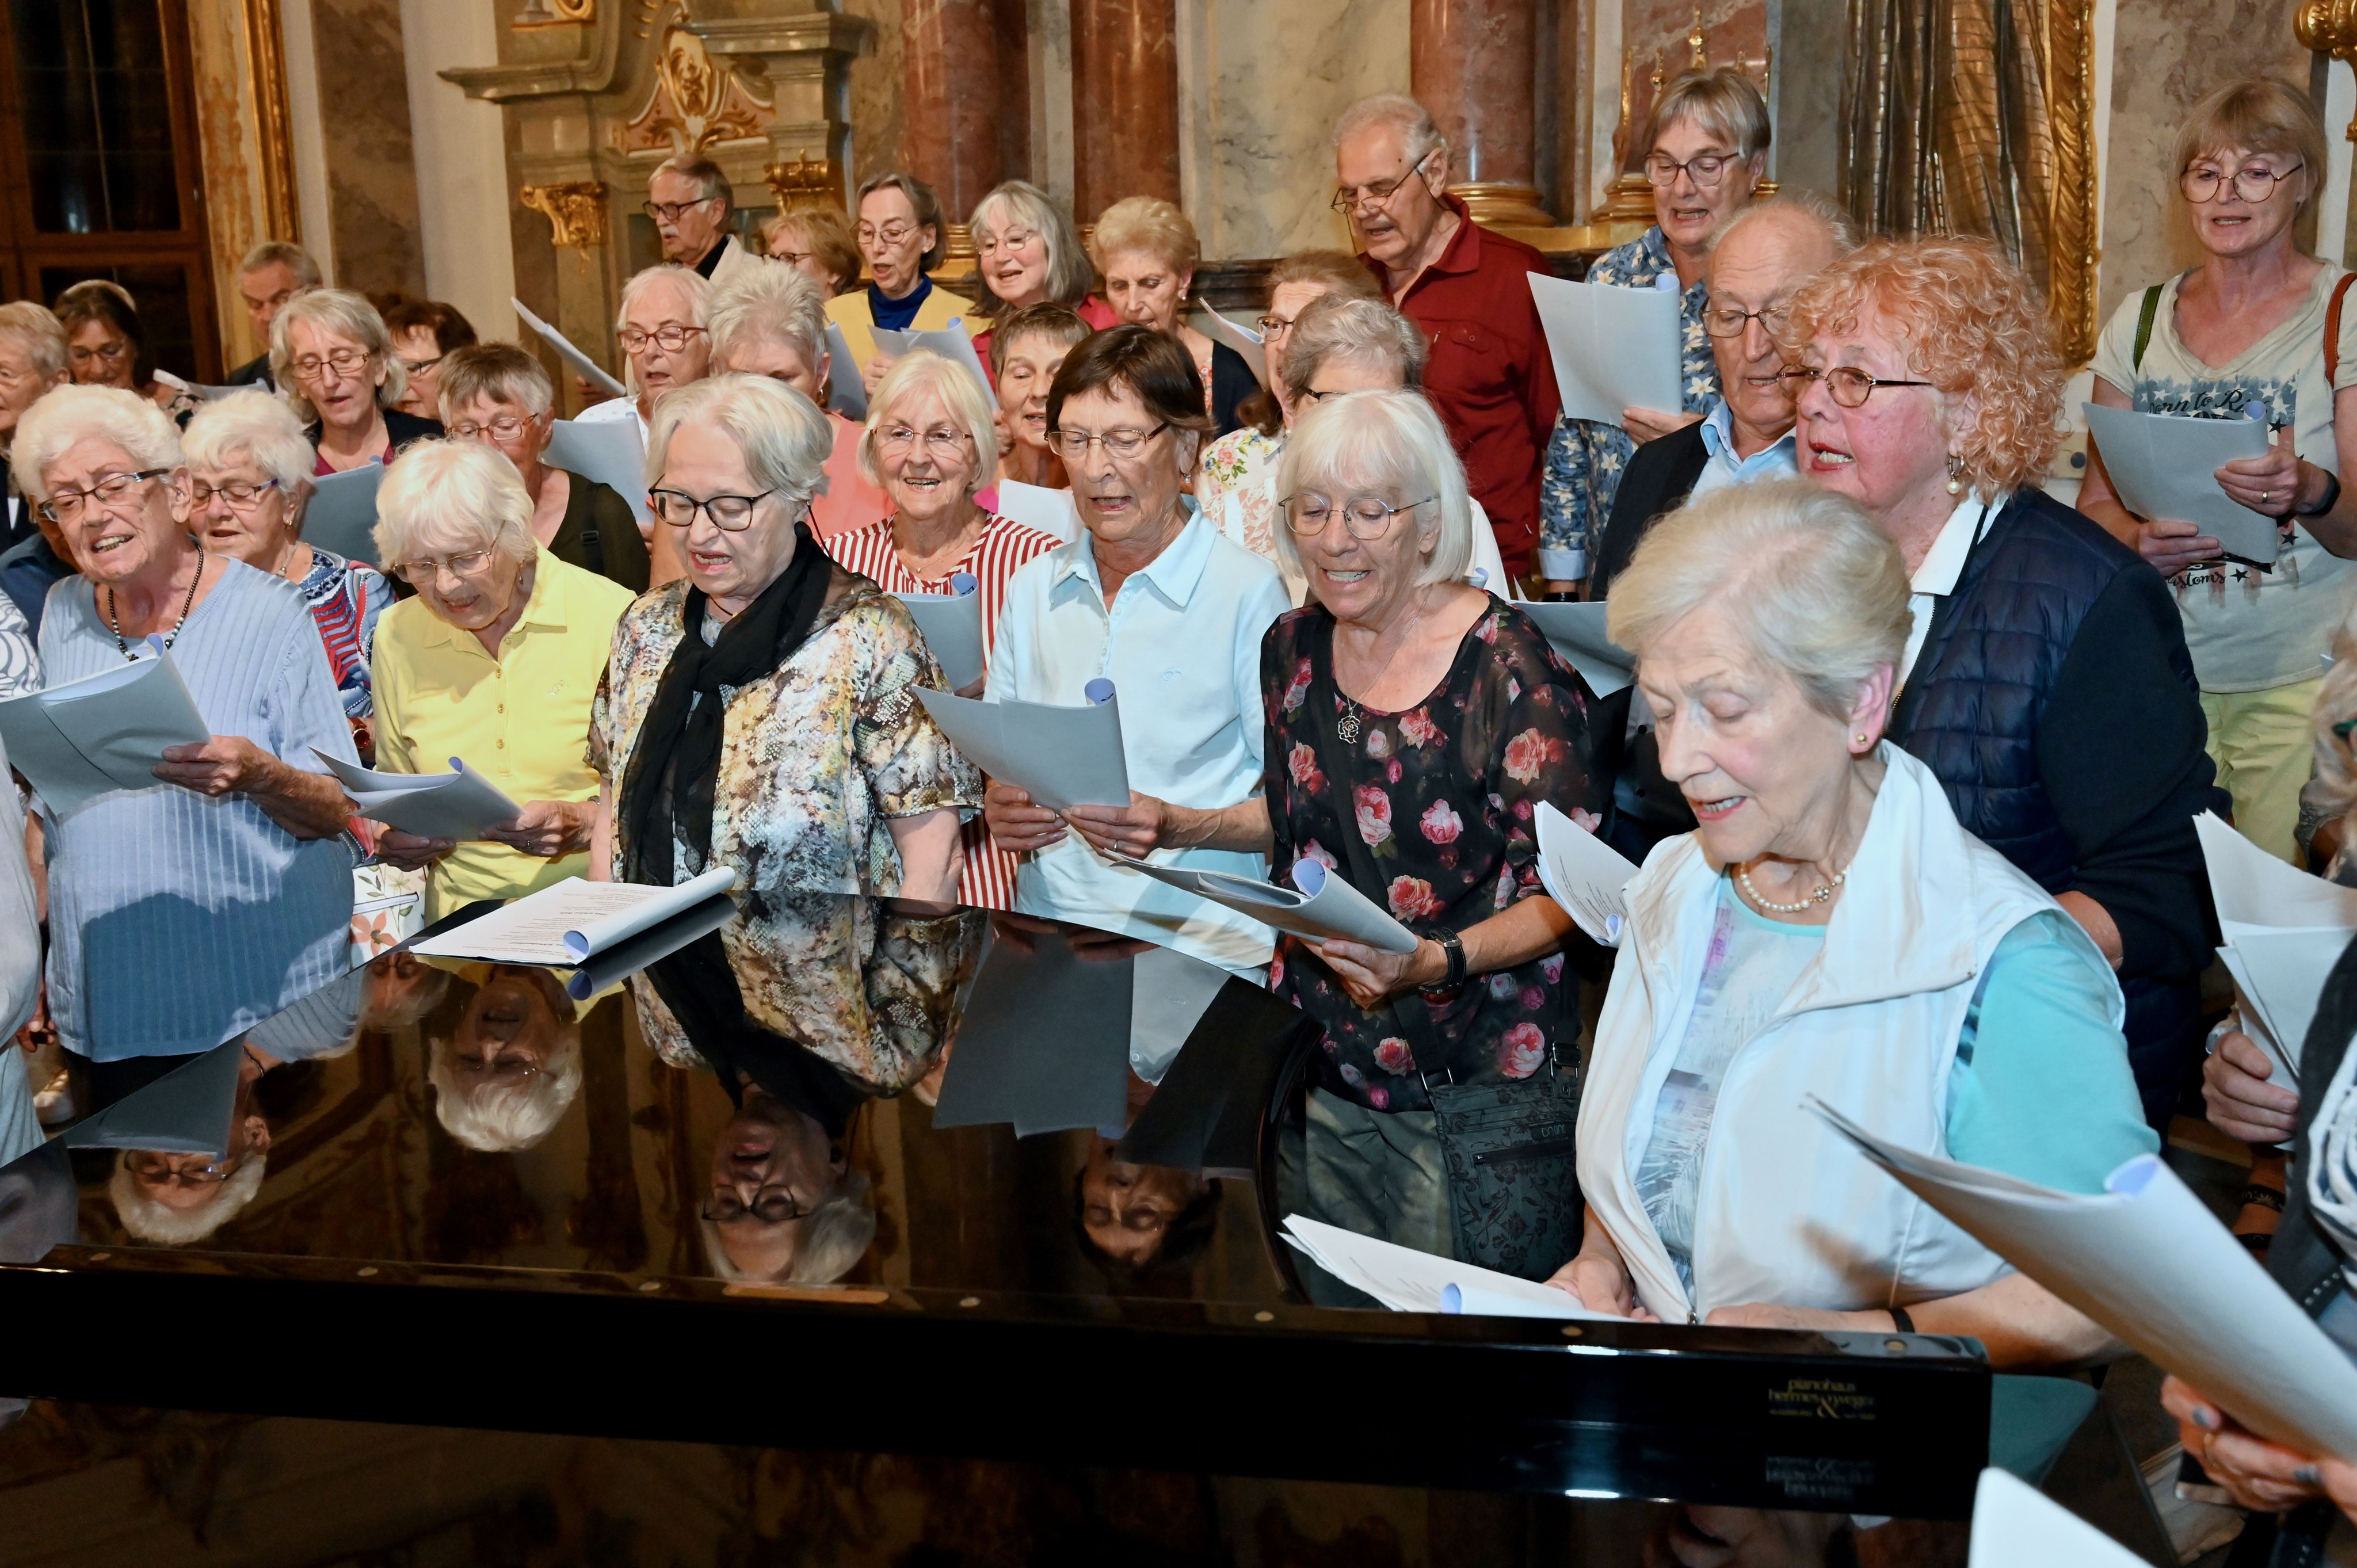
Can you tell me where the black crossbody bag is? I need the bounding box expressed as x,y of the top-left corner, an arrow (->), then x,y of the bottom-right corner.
1303,620 -> 1585,1281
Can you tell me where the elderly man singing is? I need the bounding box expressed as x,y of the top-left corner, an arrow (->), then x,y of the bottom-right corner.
646,154 -> 763,290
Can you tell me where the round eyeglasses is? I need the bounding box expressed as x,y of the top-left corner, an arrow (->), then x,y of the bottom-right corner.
1282,493 -> 1435,539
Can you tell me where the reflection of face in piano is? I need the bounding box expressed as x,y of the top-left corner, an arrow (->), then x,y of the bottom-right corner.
361,949 -> 449,1032
1077,1136 -> 1212,1271
701,1087 -> 871,1285
429,967 -> 582,1153
109,1047 -> 273,1245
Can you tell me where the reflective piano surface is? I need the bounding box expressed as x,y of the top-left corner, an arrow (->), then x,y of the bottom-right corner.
0,889 -> 2172,1564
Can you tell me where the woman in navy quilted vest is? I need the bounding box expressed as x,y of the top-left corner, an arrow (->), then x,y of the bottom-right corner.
1778,236 -> 2226,1131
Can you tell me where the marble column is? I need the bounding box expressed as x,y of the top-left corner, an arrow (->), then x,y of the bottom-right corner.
1070,0 -> 1180,226
903,0 -> 1004,251
1411,0 -> 1553,225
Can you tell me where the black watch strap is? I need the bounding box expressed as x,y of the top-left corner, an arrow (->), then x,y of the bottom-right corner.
1422,926 -> 1466,993
2298,470 -> 2344,518
1889,1305 -> 1915,1334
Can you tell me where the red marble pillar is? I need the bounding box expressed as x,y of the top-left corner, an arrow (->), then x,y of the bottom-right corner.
902,0 -> 1004,243
1070,0 -> 1181,225
1410,0 -> 1553,224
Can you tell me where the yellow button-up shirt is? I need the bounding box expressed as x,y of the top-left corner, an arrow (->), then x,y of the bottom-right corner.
371,547 -> 635,920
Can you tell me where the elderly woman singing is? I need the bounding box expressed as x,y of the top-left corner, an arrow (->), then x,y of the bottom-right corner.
1551,481 -> 2157,1365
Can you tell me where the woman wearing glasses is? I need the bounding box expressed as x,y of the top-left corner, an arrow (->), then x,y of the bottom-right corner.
14,386 -> 358,1092
1536,67 -> 1767,593
1781,235 -> 2222,1132
367,439 -> 635,920
52,281 -> 198,424
382,297 -> 477,425
2080,81 -> 2357,870
824,172 -> 980,398
271,289 -> 443,474
964,179 -> 1118,375
591,373 -> 975,910
821,351 -> 1060,908
181,391 -> 393,752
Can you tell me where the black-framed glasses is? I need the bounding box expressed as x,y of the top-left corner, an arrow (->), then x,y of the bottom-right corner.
123,1151 -> 241,1188
644,197 -> 720,223
1644,150 -> 1742,188
1282,493 -> 1435,539
619,324 -> 706,354
40,468 -> 166,524
1702,302 -> 1792,338
648,486 -> 780,532
1778,364 -> 1935,409
1050,422 -> 1169,461
397,353 -> 444,377
1256,314 -> 1299,338
769,247 -> 814,266
2181,160 -> 2304,204
701,1185 -> 817,1224
1330,151 -> 1438,215
188,477 -> 282,512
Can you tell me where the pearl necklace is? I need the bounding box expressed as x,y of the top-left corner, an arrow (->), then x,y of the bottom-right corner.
1736,861 -> 1847,914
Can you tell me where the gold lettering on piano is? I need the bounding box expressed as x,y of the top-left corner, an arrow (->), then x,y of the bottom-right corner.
1766,1377 -> 1878,1420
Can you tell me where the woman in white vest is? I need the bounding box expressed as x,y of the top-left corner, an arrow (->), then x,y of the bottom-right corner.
1549,480 -> 2158,1367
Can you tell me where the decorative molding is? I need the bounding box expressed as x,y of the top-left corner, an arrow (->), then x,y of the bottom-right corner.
512,0 -> 595,26
242,0 -> 299,240
521,180 -> 612,250
614,22 -> 773,155
2299,1 -> 2357,140
1448,182 -> 1555,227
2047,0 -> 2100,364
764,154 -> 840,211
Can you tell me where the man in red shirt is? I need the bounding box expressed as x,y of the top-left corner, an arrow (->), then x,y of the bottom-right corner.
1334,94 -> 1561,583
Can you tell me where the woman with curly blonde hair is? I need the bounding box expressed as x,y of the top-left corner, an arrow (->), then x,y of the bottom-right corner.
1780,234 -> 2225,1131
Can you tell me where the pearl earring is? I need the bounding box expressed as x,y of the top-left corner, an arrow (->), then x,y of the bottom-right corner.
1945,453 -> 1965,497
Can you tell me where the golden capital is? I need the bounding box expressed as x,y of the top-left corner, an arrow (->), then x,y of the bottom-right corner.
764,154 -> 840,211
520,181 -> 611,250
2299,1 -> 2357,138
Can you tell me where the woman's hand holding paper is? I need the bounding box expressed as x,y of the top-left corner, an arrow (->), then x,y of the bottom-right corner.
376,827 -> 455,871
2203,1028 -> 2299,1144
1062,791 -> 1166,859
1307,934 -> 1444,1009
2215,424 -> 2306,521
1544,1229 -> 1657,1321
2164,1376 -> 2357,1518
2135,516 -> 2226,578
479,799 -> 598,859
982,780 -> 1065,853
1621,406 -> 1702,444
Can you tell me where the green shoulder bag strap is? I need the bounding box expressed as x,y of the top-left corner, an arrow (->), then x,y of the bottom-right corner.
2130,283 -> 2163,374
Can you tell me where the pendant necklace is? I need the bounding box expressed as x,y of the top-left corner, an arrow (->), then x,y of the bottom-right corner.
1335,619 -> 1414,745
106,548 -> 205,662
1736,860 -> 1847,914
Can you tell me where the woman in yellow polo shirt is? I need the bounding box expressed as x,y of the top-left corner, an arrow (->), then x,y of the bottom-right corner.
367,438 -> 636,919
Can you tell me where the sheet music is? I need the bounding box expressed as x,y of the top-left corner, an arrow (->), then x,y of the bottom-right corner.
1280,1215 -> 1612,1320
868,321 -> 993,400
1528,274 -> 1684,426
1116,857 -> 1416,953
824,321 -> 867,421
1516,601 -> 1635,697
0,648 -> 211,814
1967,1469 -> 2144,1567
514,296 -> 627,398
895,586 -> 985,690
1534,802 -> 1635,946
411,867 -> 739,964
312,750 -> 524,841
544,417 -> 652,528
2083,403 -> 2275,563
994,479 -> 1079,544
914,685 -> 1128,811
302,464 -> 386,564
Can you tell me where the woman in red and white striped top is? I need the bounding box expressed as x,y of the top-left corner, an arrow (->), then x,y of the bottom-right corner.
822,350 -> 1060,909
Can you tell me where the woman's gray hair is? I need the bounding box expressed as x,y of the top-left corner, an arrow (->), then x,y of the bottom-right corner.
427,1022 -> 584,1153
968,179 -> 1094,316
858,350 -> 1001,491
181,388 -> 315,493
271,288 -> 405,423
109,1152 -> 267,1246
0,301 -> 66,382
618,262 -> 714,334
646,372 -> 833,511
12,383 -> 182,503
1607,478 -> 1910,720
1280,294 -> 1429,407
709,260 -> 827,373
372,437 -> 535,571
1332,93 -> 1448,172
699,1170 -> 876,1285
1275,389 -> 1473,590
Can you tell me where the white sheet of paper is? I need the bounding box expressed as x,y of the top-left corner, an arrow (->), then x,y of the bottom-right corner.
514,296 -> 627,398
1529,273 -> 1684,426
2219,924 -> 2344,1086
1967,1468 -> 2144,1568
0,650 -> 211,814
543,417 -> 651,528
314,750 -> 524,841
915,686 -> 1128,811
895,589 -> 985,690
2197,810 -> 2357,928
302,463 -> 386,564
823,321 -> 867,422
411,865 -> 739,964
1535,802 -> 1635,946
1114,856 -> 1418,953
2083,403 -> 2276,563
2196,810 -> 2357,1086
1516,601 -> 1634,696
1280,1215 -> 1613,1320
995,478 -> 1079,543
1810,1097 -> 2357,1460
869,320 -> 993,401
1189,306 -> 1268,388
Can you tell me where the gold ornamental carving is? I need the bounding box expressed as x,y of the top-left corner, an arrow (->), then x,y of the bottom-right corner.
2298,1 -> 2357,140
512,0 -> 594,26
2046,0 -> 2102,365
616,22 -> 772,155
242,0 -> 299,241
1599,6 -> 1774,222
521,181 -> 612,257
765,154 -> 841,212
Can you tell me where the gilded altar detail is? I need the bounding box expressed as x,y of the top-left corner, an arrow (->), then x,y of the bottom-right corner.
521,180 -> 613,251
613,21 -> 774,157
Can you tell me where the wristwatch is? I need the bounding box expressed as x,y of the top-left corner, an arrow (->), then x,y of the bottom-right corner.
1420,926 -> 1467,996
2297,471 -> 2344,518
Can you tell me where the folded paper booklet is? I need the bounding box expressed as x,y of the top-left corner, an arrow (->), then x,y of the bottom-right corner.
563,891 -> 738,1001
302,463 -> 386,566
823,321 -> 867,422
411,865 -> 741,966
314,751 -> 522,841
1967,1469 -> 2144,1568
1115,856 -> 1417,954
895,575 -> 985,691
514,296 -> 626,398
1189,305 -> 1267,388
1535,801 -> 1636,947
0,647 -> 211,814
1528,273 -> 1684,428
544,417 -> 651,528
1280,1215 -> 1613,1321
994,479 -> 1079,544
869,321 -> 992,400
914,683 -> 1127,811
1811,1096 -> 2357,1461
2195,809 -> 2357,1088
2082,403 -> 2276,564
1516,601 -> 1634,697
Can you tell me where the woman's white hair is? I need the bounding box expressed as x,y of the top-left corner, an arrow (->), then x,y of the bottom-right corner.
426,1023 -> 584,1153
857,350 -> 1001,491
698,1170 -> 877,1285
109,1153 -> 267,1246
646,372 -> 833,509
0,301 -> 66,383
372,437 -> 535,570
1274,389 -> 1473,590
181,388 -> 315,493
617,264 -> 712,332
709,260 -> 827,373
12,383 -> 182,503
1606,478 -> 1911,720
271,288 -> 405,424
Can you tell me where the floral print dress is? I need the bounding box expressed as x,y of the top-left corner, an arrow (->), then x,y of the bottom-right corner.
1262,598 -> 1596,1113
